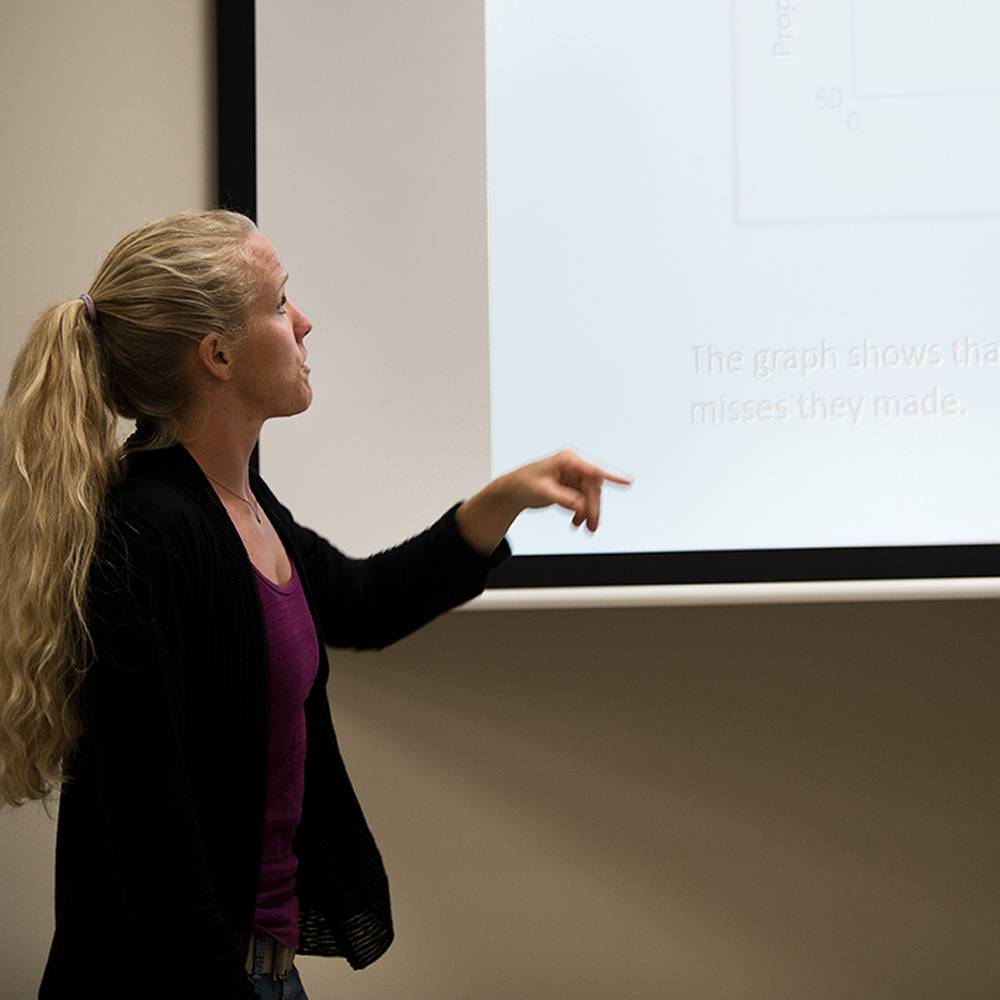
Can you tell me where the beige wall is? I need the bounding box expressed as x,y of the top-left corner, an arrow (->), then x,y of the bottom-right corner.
2,3 -> 1000,999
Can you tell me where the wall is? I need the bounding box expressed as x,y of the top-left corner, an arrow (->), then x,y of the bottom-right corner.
2,3 -> 999,999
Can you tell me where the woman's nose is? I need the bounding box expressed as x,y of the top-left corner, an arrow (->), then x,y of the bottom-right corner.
292,303 -> 312,337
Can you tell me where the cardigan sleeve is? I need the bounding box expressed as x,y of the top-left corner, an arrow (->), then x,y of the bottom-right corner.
81,513 -> 258,999
270,496 -> 511,650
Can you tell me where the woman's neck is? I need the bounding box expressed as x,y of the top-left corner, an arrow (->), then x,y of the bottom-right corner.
176,417 -> 261,497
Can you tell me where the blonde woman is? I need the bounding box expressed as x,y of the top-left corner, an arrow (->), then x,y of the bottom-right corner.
0,210 -> 629,1000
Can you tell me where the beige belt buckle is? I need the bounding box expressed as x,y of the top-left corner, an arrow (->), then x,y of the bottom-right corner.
246,932 -> 295,980
274,943 -> 294,979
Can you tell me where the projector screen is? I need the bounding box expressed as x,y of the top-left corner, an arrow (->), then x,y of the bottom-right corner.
224,0 -> 1000,604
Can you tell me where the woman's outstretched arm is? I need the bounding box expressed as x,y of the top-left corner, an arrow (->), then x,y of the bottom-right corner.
263,448 -> 630,652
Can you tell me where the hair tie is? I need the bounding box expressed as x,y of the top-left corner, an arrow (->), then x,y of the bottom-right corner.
79,293 -> 97,325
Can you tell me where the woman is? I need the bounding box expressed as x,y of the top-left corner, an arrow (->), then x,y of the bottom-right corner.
0,210 -> 629,999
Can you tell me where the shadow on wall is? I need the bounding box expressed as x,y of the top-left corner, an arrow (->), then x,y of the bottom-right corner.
325,600 -> 1000,1000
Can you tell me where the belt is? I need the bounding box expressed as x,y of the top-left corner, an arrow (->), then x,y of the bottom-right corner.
245,930 -> 296,980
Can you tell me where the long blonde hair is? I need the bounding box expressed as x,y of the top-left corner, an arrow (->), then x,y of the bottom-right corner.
0,209 -> 258,811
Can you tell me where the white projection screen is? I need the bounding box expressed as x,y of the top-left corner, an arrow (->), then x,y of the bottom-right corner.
226,0 -> 1000,607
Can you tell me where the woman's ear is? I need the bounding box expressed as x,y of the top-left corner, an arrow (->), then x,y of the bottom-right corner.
195,333 -> 234,382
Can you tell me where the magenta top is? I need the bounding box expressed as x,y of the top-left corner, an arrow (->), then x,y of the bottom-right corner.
250,555 -> 320,951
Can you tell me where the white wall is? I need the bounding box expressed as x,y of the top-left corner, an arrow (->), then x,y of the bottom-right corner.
2,3 -> 1000,999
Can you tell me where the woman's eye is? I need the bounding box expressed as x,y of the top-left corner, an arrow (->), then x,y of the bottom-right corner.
277,294 -> 287,313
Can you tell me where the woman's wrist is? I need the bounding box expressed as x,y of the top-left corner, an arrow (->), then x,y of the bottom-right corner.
454,474 -> 522,558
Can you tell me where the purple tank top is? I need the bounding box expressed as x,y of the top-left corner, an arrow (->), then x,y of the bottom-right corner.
250,555 -> 319,950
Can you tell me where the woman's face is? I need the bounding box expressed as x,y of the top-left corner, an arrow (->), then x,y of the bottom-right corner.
231,230 -> 314,419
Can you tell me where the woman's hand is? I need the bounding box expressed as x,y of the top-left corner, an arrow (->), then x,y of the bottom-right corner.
503,447 -> 633,531
455,448 -> 633,557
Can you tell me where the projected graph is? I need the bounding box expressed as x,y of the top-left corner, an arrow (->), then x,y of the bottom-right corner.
733,0 -> 1000,223
854,0 -> 1000,98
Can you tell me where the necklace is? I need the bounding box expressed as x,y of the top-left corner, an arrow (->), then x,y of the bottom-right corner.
205,472 -> 262,524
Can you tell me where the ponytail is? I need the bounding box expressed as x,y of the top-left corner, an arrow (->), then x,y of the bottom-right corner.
0,298 -> 121,810
0,208 -> 257,810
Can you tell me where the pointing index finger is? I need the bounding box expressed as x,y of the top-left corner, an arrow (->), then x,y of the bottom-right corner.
598,467 -> 633,485
571,452 -> 634,487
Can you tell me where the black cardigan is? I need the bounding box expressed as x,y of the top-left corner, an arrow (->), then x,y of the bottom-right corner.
38,441 -> 510,999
